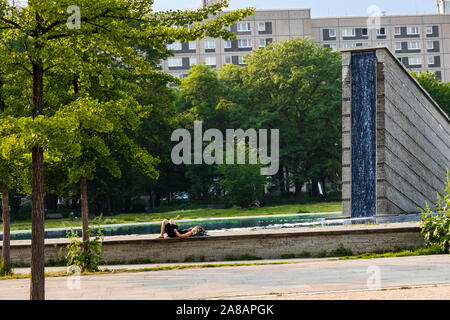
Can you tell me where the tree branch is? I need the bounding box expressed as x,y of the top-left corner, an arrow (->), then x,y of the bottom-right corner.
0,17 -> 22,30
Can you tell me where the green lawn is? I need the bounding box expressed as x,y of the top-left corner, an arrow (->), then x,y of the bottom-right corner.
1,201 -> 342,232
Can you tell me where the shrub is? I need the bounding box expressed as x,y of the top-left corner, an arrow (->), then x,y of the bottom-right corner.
298,251 -> 311,258
330,244 -> 353,257
66,228 -> 103,272
313,250 -> 327,258
280,253 -> 296,259
0,260 -> 12,277
13,202 -> 31,221
419,169 -> 450,254
218,160 -> 266,208
131,199 -> 147,213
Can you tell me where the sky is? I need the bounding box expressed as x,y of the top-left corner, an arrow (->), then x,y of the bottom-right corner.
153,0 -> 439,17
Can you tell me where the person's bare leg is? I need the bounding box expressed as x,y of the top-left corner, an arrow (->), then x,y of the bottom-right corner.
158,219 -> 169,238
175,226 -> 198,238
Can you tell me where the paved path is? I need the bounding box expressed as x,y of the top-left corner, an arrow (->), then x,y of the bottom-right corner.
0,255 -> 449,300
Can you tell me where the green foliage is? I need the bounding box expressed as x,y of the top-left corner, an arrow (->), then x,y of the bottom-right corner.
242,38 -> 342,194
130,199 -> 147,213
330,244 -> 353,257
218,163 -> 266,208
419,169 -> 450,254
0,0 -> 255,216
176,37 -> 343,203
412,70 -> 450,117
343,245 -> 443,260
0,259 -> 12,276
224,254 -> 262,261
313,250 -> 327,258
14,201 -> 31,221
298,251 -> 311,258
66,228 -> 104,272
280,253 -> 296,259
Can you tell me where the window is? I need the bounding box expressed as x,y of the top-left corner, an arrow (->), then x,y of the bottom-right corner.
407,41 -> 421,50
189,57 -> 197,66
259,38 -> 267,47
238,56 -> 246,65
188,41 -> 196,50
426,26 -> 433,35
377,42 -> 386,47
258,22 -> 266,32
343,43 -> 357,48
167,41 -> 182,51
328,28 -> 336,38
428,56 -> 435,65
408,57 -> 422,65
407,26 -> 419,35
224,40 -> 232,49
376,28 -> 386,36
329,43 -> 337,52
361,42 -> 369,47
237,23 -> 251,32
205,56 -> 216,66
427,41 -> 434,50
395,42 -> 402,51
224,56 -> 231,64
223,25 -> 231,31
394,27 -> 401,35
238,39 -> 252,48
342,28 -> 356,37
168,57 -> 182,67
361,28 -> 368,36
205,40 -> 215,50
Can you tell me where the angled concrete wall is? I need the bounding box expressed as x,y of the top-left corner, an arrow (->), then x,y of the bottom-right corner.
342,47 -> 450,218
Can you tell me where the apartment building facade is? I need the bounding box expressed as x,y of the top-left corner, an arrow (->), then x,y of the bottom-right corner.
161,2 -> 450,82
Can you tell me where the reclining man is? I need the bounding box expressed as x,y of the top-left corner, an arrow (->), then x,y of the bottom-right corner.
157,219 -> 199,239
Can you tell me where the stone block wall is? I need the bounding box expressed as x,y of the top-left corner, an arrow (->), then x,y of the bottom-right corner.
342,47 -> 450,218
4,226 -> 423,266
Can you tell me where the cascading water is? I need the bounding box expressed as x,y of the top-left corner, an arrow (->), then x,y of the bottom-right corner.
351,51 -> 377,218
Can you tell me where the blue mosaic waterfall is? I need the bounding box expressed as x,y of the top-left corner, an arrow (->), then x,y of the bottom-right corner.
351,51 -> 377,218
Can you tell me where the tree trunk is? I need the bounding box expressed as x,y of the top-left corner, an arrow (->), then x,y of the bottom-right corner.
278,168 -> 285,193
30,146 -> 45,300
45,194 -> 58,211
149,192 -> 153,209
30,60 -> 45,300
294,181 -> 303,202
80,177 -> 89,248
2,184 -> 10,271
0,81 -> 9,271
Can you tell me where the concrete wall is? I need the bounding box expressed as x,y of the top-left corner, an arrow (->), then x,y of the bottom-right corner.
342,47 -> 450,218
3,225 -> 423,266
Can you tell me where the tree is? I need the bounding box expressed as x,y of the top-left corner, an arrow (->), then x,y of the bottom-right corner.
412,70 -> 450,117
241,38 -> 342,200
218,146 -> 266,207
0,0 -> 254,299
0,51 -> 32,275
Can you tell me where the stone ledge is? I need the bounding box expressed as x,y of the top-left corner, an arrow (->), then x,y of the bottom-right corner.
2,223 -> 424,265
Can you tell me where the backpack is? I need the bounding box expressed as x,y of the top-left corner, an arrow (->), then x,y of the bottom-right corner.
192,226 -> 208,237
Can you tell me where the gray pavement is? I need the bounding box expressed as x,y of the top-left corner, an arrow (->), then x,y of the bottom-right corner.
0,255 -> 449,300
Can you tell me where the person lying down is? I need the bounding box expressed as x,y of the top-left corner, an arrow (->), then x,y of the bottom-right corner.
157,219 -> 206,238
